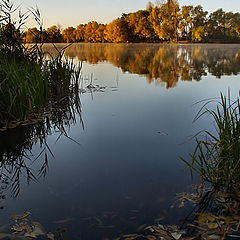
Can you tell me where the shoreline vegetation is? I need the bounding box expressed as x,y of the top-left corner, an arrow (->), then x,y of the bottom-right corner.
24,0 -> 240,44
0,0 -> 84,206
0,0 -> 83,131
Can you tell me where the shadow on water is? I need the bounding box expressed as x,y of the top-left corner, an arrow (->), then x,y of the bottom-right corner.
0,82 -> 84,203
44,43 -> 240,89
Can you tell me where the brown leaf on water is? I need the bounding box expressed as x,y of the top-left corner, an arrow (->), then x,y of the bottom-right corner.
24,232 -> 38,238
203,234 -> 221,239
206,214 -> 216,222
12,211 -> 31,220
207,222 -> 218,230
178,202 -> 185,208
31,221 -> 46,235
11,224 -> 31,233
171,232 -> 182,240
47,232 -> 55,240
137,224 -> 148,232
152,227 -> 171,239
123,234 -> 139,238
144,226 -> 154,231
195,213 -> 208,224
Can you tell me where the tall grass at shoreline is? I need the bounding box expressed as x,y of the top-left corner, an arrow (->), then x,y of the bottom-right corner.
0,0 -> 82,129
0,50 -> 82,129
0,53 -> 47,124
182,92 -> 240,193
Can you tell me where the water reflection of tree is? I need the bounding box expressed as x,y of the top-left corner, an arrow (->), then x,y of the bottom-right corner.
0,85 -> 83,203
46,44 -> 240,89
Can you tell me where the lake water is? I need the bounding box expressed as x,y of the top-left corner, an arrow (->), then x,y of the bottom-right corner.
1,43 -> 240,239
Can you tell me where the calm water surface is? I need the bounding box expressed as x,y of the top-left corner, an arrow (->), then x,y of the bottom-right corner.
1,43 -> 240,239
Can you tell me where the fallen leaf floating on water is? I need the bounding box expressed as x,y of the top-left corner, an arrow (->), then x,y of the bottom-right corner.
206,214 -> 216,222
11,224 -> 31,233
202,233 -> 221,240
47,232 -> 55,240
123,234 -> 139,239
0,212 -> 57,240
24,232 -> 38,238
12,211 -> 31,221
178,201 -> 185,208
137,224 -> 148,232
31,221 -> 46,236
206,222 -> 219,230
171,232 -> 182,240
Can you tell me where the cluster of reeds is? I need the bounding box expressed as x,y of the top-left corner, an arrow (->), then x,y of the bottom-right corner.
0,0 -> 84,199
0,0 -> 83,130
182,92 -> 240,193
0,53 -> 48,125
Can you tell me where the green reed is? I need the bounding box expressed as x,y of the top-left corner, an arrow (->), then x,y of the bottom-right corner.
0,54 -> 47,124
182,92 -> 240,192
0,0 -> 82,129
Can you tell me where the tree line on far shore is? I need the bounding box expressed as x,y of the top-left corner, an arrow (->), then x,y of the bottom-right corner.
24,0 -> 240,43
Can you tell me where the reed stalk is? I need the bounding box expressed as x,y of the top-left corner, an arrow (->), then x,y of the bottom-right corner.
182,92 -> 240,193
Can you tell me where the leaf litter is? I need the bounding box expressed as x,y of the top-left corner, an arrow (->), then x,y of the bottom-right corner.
0,211 -> 55,239
114,184 -> 240,240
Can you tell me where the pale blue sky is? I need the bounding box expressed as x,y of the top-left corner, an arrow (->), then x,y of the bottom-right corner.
21,0 -> 240,29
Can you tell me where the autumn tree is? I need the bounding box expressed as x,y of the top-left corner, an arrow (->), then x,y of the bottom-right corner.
24,27 -> 41,43
62,27 -> 76,43
126,10 -> 154,42
148,0 -> 180,41
21,3 -> 240,44
104,17 -> 130,43
75,24 -> 85,42
209,11 -> 240,41
228,13 -> 240,39
95,24 -> 106,42
148,5 -> 162,41
46,25 -> 63,43
146,1 -> 154,12
179,5 -> 194,40
191,5 -> 208,41
160,0 -> 180,41
83,21 -> 105,42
